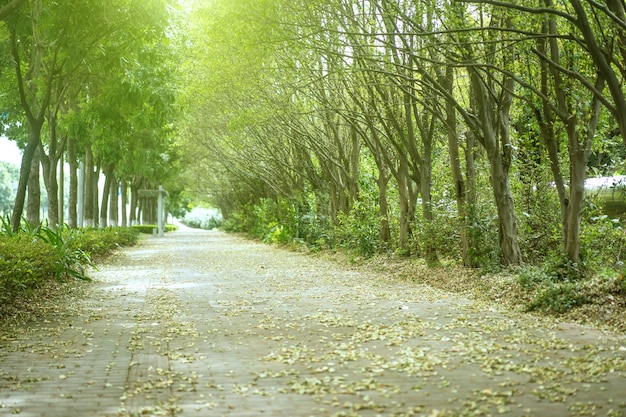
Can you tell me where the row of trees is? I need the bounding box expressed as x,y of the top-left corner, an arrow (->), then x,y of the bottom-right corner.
0,0 -> 181,232
181,0 -> 626,271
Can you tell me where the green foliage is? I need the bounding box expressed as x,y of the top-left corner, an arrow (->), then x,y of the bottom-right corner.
580,207 -> 626,273
517,186 -> 563,265
74,227 -> 139,258
516,265 -> 554,290
414,199 -> 462,262
517,262 -> 604,315
333,200 -> 382,258
466,206 -> 501,273
222,199 -> 295,244
36,225 -> 92,281
131,224 -> 178,234
0,235 -> 59,303
526,282 -> 592,314
0,218 -> 139,305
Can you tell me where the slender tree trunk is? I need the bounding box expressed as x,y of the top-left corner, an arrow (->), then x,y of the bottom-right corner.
470,69 -> 521,266
129,186 -> 137,226
109,176 -> 118,227
40,142 -> 60,227
566,150 -> 587,264
442,66 -> 472,266
138,198 -> 144,225
83,147 -> 94,227
11,133 -> 41,232
329,182 -> 339,225
564,86 -> 602,264
41,157 -> 59,227
376,167 -> 391,244
58,151 -> 64,225
397,158 -> 411,253
93,164 -> 100,228
27,146 -> 41,226
121,180 -> 128,227
100,164 -> 113,228
67,137 -> 77,228
8,26 -> 47,232
130,181 -> 140,226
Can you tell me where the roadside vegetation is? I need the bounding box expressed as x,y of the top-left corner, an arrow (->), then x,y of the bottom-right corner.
0,217 -> 139,318
178,0 -> 626,328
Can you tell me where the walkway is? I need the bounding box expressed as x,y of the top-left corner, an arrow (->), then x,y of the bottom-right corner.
1,226 -> 625,416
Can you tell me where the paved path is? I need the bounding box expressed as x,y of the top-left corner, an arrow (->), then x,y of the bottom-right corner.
1,226 -> 625,417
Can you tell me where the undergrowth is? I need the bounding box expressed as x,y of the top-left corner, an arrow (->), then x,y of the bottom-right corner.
308,248 -> 626,333
0,216 -> 139,309
131,224 -> 178,234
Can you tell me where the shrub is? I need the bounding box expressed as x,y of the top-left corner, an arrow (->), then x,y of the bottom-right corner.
131,224 -> 178,234
0,221 -> 140,307
36,225 -> 92,280
526,282 -> 592,314
333,200 -> 382,258
0,235 -> 59,302
74,227 -> 140,259
516,265 -> 554,290
466,206 -> 501,272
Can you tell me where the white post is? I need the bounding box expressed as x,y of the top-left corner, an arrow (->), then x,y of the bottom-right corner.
158,185 -> 164,237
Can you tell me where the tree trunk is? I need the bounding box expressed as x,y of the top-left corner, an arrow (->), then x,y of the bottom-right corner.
83,147 -> 94,227
10,133 -> 41,232
67,137 -> 78,228
121,180 -> 128,227
109,176 -> 118,227
397,158 -> 411,253
100,164 -> 113,228
565,150 -> 586,264
93,163 -> 100,228
491,165 -> 521,266
130,180 -> 141,226
27,146 -> 41,226
8,26 -> 46,233
564,84 -> 602,264
442,66 -> 472,266
376,168 -> 391,244
58,151 -> 64,225
41,154 -> 59,227
40,138 -> 60,228
470,69 -> 521,266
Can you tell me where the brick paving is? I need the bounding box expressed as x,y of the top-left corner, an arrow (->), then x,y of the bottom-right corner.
1,226 -> 625,417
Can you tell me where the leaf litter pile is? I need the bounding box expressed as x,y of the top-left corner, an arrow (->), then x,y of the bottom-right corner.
0,229 -> 625,417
